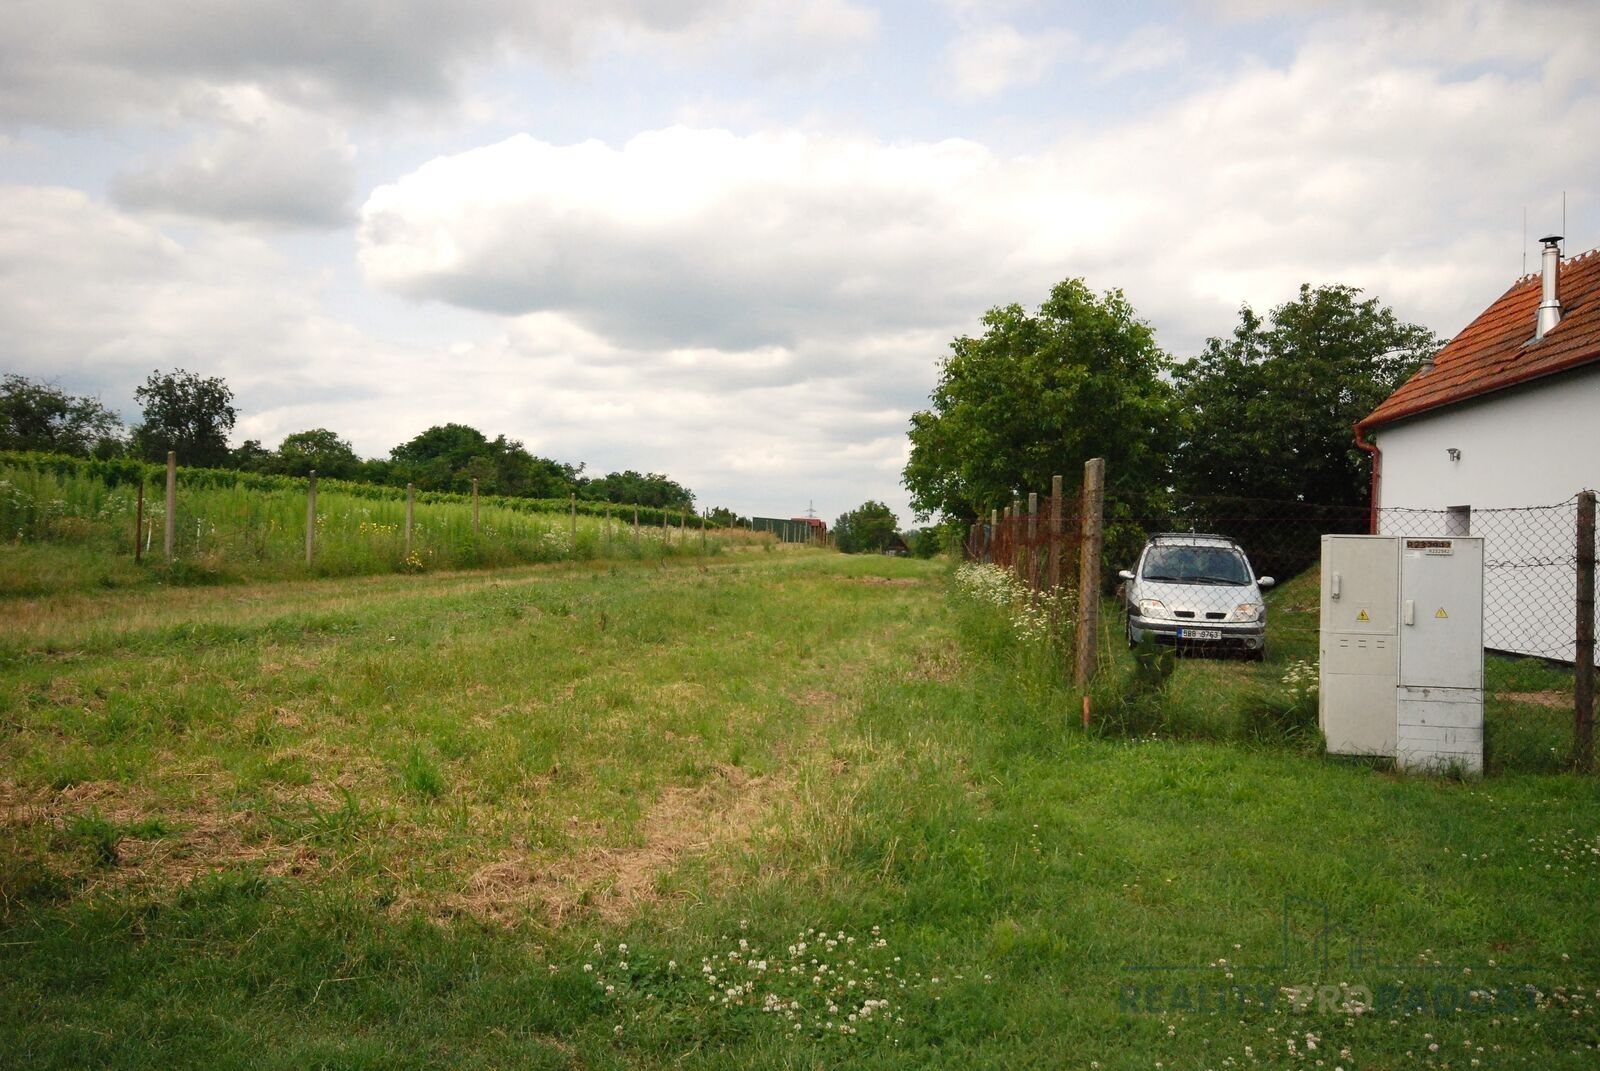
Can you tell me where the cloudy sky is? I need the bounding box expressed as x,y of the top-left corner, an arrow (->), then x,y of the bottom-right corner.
2,1 -> 1596,521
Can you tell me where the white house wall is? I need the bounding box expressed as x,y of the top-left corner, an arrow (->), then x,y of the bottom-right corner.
1372,364 -> 1600,663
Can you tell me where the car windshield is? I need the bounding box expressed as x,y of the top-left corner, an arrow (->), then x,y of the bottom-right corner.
1140,546 -> 1252,585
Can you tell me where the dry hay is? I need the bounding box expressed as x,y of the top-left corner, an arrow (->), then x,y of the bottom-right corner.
1499,690 -> 1571,709
445,763 -> 784,925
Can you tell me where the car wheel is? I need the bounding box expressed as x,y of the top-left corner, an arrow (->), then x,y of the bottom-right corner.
1249,645 -> 1266,663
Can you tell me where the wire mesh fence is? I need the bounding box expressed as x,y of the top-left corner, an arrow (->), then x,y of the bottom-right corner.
1378,499 -> 1592,664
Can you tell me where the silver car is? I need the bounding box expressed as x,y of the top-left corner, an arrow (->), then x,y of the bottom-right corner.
1119,534 -> 1275,660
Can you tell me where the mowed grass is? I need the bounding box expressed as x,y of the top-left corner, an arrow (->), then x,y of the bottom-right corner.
0,553 -> 1596,1069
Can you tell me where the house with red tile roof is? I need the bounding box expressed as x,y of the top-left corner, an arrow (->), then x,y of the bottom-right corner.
1358,235 -> 1599,661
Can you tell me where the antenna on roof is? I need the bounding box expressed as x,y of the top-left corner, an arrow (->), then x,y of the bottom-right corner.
1523,205 -> 1527,275
1562,191 -> 1566,256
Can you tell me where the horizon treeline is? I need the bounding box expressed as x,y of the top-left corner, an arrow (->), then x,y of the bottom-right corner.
1,370 -> 716,514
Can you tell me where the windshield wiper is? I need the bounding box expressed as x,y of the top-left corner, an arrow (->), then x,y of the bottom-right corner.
1141,574 -> 1184,582
1191,576 -> 1248,585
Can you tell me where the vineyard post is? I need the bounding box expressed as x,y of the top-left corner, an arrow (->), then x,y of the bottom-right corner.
471,479 -> 479,536
164,451 -> 176,565
700,509 -> 707,554
1576,489 -> 1595,773
569,494 -> 577,545
680,510 -> 687,546
1074,457 -> 1106,687
305,470 -> 317,568
605,504 -> 613,554
404,483 -> 415,558
633,507 -> 640,545
134,480 -> 145,563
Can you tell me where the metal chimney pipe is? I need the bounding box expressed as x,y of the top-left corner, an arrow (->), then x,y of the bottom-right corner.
1536,233 -> 1563,339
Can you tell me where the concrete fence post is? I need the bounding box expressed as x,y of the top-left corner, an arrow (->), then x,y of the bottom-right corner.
1027,491 -> 1040,599
1074,457 -> 1106,688
305,470 -> 317,568
164,451 -> 176,565
134,480 -> 145,563
1576,489 -> 1596,773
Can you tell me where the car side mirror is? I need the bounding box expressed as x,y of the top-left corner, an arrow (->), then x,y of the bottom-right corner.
1117,569 -> 1135,581
1257,577 -> 1276,589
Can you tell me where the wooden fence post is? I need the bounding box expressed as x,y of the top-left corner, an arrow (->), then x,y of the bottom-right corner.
134,480 -> 145,563
404,483 -> 415,558
700,510 -> 707,554
471,478 -> 480,536
1074,457 -> 1106,687
1048,474 -> 1063,591
570,493 -> 578,545
305,470 -> 317,568
633,507 -> 640,544
1027,491 -> 1040,598
989,508 -> 999,564
605,503 -> 613,554
164,451 -> 176,564
1576,489 -> 1596,773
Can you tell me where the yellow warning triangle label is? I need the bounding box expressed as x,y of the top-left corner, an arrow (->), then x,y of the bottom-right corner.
1435,607 -> 1449,619
1356,610 -> 1369,621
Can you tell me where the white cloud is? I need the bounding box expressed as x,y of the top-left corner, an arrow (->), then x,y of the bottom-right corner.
946,24 -> 1077,98
358,127 -> 1033,349
0,0 -> 877,127
111,90 -> 357,228
360,0 -> 1600,365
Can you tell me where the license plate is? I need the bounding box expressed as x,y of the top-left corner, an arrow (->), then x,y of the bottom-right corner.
1177,628 -> 1223,640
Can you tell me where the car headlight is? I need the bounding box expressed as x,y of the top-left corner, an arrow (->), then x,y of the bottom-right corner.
1233,603 -> 1264,622
1138,599 -> 1167,619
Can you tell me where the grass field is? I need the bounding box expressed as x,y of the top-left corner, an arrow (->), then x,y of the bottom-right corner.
1,553 -> 1596,1068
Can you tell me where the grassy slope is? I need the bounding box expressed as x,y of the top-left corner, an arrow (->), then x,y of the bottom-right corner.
0,553 -> 1596,1069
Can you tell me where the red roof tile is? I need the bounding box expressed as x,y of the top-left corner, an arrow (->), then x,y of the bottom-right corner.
1361,246 -> 1600,429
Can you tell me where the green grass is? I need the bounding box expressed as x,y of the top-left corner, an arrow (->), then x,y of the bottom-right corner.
0,553 -> 1596,1068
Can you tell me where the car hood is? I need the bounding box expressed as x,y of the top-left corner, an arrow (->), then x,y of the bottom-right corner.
1134,579 -> 1261,613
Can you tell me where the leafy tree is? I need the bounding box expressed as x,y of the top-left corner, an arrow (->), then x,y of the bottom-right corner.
903,279 -> 1176,521
707,506 -> 749,528
834,500 -> 899,554
581,470 -> 695,511
275,428 -> 362,479
131,368 -> 237,468
1172,284 -> 1439,505
0,374 -> 124,457
389,423 -> 580,497
229,439 -> 273,471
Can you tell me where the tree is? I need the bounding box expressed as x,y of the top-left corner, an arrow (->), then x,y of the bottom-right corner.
389,423 -> 581,497
131,369 -> 236,468
0,374 -> 124,457
1172,284 -> 1439,505
275,428 -> 362,479
580,470 -> 695,511
834,500 -> 899,554
903,279 -> 1176,521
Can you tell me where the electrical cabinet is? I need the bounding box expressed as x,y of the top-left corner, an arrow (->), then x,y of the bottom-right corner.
1319,535 -> 1484,773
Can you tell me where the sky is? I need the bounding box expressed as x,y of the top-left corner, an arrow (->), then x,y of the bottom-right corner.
2,0 -> 1596,524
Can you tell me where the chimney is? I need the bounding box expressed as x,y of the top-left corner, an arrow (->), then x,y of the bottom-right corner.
1535,233 -> 1563,340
